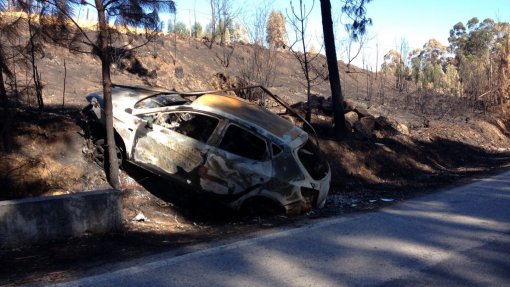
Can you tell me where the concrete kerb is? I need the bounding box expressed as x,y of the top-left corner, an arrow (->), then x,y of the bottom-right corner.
0,189 -> 122,248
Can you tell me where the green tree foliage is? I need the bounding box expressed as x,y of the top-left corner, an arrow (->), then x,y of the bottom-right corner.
380,38 -> 410,92
192,22 -> 203,38
174,21 -> 190,38
448,17 -> 509,105
210,0 -> 238,46
449,18 -> 495,58
167,21 -> 174,33
408,39 -> 448,92
341,0 -> 373,41
444,64 -> 461,96
206,19 -> 233,43
382,17 -> 509,109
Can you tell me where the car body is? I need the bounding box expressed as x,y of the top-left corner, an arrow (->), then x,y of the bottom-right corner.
83,85 -> 331,215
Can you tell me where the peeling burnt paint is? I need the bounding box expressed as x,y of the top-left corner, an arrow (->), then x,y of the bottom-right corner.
200,154 -> 244,194
116,128 -> 130,146
134,129 -> 204,174
200,153 -> 271,195
114,123 -> 133,152
191,95 -> 306,144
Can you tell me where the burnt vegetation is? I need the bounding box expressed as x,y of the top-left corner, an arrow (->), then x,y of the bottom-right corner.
1,2 -> 510,284
0,1 -> 509,204
0,0 -> 509,198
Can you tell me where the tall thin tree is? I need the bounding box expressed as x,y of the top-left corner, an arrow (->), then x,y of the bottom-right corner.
320,0 -> 346,137
319,0 -> 372,138
288,0 -> 323,122
46,0 -> 176,189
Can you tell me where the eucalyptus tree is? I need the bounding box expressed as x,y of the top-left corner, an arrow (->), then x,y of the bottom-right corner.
407,39 -> 448,92
449,17 -> 499,105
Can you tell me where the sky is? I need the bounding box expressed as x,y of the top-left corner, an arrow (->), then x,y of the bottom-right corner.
79,0 -> 509,69
365,0 -> 509,67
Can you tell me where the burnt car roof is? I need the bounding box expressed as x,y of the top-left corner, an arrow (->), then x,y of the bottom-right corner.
111,87 -> 168,107
93,85 -> 309,145
190,94 -> 306,143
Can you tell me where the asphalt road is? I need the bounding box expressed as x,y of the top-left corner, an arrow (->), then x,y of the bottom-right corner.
49,171 -> 510,287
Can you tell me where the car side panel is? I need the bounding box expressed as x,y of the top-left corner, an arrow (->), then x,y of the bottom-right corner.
112,114 -> 142,157
131,121 -> 207,186
266,150 -> 306,205
199,147 -> 272,196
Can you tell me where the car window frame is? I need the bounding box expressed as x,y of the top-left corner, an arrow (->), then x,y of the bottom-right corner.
215,122 -> 270,162
149,110 -> 222,145
271,142 -> 284,158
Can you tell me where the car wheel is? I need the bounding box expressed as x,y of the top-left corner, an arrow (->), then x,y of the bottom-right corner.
93,138 -> 124,169
241,197 -> 284,217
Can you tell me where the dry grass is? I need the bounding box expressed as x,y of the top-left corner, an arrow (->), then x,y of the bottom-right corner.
0,111 -> 110,199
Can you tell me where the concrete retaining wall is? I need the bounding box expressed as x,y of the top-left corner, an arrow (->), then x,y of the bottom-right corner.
0,190 -> 122,248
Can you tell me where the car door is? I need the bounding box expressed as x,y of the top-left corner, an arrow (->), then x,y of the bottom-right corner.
199,123 -> 272,196
131,111 -> 220,186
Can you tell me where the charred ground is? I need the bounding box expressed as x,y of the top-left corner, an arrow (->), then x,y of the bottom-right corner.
1,35 -> 510,285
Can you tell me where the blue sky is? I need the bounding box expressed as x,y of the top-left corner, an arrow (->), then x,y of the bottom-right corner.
361,0 -> 509,68
106,0 -> 510,68
368,1 -> 508,52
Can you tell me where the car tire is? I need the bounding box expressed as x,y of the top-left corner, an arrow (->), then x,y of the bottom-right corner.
93,138 -> 124,169
241,197 -> 284,217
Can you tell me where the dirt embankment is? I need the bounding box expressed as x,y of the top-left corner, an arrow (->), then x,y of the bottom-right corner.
1,35 -> 510,285
0,111 -> 110,199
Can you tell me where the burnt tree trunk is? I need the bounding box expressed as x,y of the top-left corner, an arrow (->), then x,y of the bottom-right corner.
28,18 -> 44,110
209,0 -> 216,47
96,0 -> 120,189
320,0 -> 347,138
0,65 -> 6,108
62,59 -> 66,112
0,60 -> 10,150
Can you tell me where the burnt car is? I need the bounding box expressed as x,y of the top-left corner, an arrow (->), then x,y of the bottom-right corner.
82,85 -> 330,215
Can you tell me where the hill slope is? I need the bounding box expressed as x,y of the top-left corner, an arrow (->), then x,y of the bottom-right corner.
3,34 -> 510,198
2,32 -> 510,286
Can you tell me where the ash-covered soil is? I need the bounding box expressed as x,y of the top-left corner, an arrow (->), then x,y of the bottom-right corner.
1,35 -> 510,285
